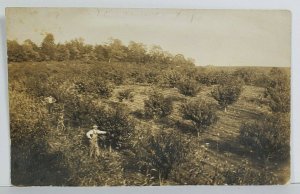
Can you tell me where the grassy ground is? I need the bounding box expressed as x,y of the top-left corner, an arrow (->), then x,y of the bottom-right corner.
45,82 -> 289,184
9,61 -> 290,185
118,84 -> 289,184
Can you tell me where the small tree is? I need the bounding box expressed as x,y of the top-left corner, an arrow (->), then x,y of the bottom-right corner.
88,80 -> 114,98
23,39 -> 40,61
135,130 -> 186,185
56,43 -> 70,61
265,68 -> 290,113
94,44 -> 108,61
239,113 -> 290,161
127,41 -> 146,63
40,33 -> 56,61
65,40 -> 81,60
7,40 -> 26,62
63,95 -> 91,127
163,69 -> 182,88
144,71 -> 160,84
106,38 -> 127,63
211,81 -> 243,112
181,99 -> 217,137
144,91 -> 173,119
92,104 -> 134,151
177,77 -> 200,96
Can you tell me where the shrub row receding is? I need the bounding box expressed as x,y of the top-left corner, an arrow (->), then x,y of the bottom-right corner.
239,113 -> 290,161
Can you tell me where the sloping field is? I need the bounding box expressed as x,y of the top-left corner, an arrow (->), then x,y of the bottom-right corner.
46,83 -> 289,185
115,84 -> 289,184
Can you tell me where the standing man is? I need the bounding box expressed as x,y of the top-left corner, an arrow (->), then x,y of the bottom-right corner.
57,112 -> 65,131
86,124 -> 107,159
45,95 -> 56,113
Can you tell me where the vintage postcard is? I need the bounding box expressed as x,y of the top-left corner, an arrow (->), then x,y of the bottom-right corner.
7,8 -> 291,186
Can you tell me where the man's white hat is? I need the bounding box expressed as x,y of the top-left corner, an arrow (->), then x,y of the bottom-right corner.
93,124 -> 98,128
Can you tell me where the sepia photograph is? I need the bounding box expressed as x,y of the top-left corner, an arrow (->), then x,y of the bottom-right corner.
6,8 -> 291,186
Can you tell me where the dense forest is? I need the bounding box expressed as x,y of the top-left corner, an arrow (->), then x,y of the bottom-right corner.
8,33 -> 290,186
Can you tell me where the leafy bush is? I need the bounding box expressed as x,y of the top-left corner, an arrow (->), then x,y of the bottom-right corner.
180,99 -> 217,136
239,113 -> 290,161
145,71 -> 160,84
89,79 -> 114,98
169,142 -> 217,185
63,95 -> 92,127
170,149 -> 279,185
144,91 -> 173,118
163,70 -> 182,88
24,69 -> 51,97
211,80 -> 243,111
68,151 -> 124,186
10,90 -> 69,185
134,130 -> 186,185
107,68 -> 126,85
117,89 -> 134,102
177,77 -> 200,96
265,68 -> 290,113
10,90 -> 49,144
233,68 -> 256,85
195,72 -> 211,86
222,164 -> 279,185
212,71 -> 230,85
253,74 -> 270,88
91,103 -> 134,150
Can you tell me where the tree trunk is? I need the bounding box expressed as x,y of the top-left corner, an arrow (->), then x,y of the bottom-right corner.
224,106 -> 227,112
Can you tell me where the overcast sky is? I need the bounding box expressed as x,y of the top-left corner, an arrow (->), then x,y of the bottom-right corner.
6,8 -> 291,66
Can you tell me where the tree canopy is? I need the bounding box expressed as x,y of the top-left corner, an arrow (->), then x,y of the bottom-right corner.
7,33 -> 195,67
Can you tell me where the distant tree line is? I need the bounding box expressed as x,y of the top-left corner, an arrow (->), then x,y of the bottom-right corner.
7,33 -> 195,67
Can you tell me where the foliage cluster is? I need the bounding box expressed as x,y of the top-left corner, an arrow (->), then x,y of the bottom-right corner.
176,77 -> 200,96
180,99 -> 218,136
144,91 -> 173,119
133,129 -> 186,185
211,79 -> 243,111
265,68 -> 290,113
239,113 -> 290,161
7,34 -> 195,68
